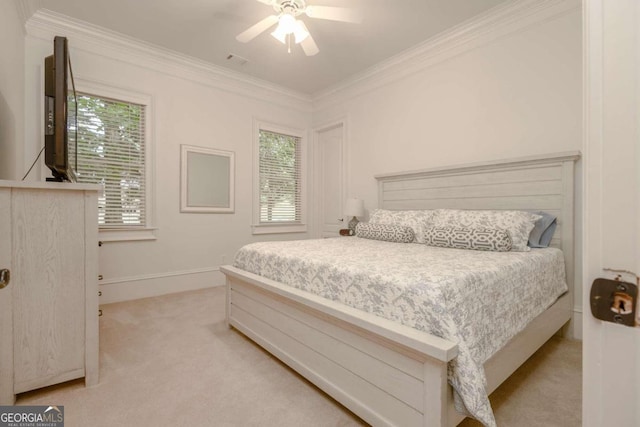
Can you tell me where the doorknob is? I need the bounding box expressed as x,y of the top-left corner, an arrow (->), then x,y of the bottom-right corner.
0,269 -> 10,289
338,218 -> 344,222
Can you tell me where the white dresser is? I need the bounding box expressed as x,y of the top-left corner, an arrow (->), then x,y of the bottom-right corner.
0,180 -> 100,404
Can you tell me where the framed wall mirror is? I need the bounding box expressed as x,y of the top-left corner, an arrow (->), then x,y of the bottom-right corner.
181,145 -> 235,213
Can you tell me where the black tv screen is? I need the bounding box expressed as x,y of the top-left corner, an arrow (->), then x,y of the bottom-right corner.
44,36 -> 77,182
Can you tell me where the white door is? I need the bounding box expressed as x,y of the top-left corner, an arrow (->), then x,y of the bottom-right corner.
583,0 -> 640,425
315,123 -> 345,238
0,188 -> 14,404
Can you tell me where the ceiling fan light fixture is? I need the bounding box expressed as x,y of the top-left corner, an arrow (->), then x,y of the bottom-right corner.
293,20 -> 309,43
271,19 -> 308,45
238,0 -> 360,56
271,26 -> 287,43
271,11 -> 299,43
277,13 -> 296,34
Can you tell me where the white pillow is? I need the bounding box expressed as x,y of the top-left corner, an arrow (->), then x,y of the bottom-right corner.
431,209 -> 541,251
369,209 -> 435,243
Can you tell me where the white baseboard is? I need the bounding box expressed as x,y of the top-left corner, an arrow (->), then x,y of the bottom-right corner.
98,267 -> 225,305
568,309 -> 583,340
99,269 -> 585,342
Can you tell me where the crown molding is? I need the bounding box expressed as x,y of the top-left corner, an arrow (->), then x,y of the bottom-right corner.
25,9 -> 313,112
312,0 -> 581,110
16,0 -> 42,27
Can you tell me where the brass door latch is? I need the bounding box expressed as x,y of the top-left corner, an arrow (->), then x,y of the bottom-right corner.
0,269 -> 10,289
590,276 -> 638,327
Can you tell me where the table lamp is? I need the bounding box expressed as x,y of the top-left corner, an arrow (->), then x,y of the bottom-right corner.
345,198 -> 364,232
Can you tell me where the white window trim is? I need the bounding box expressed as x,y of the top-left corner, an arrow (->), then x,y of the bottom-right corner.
252,119 -> 307,235
74,77 -> 156,242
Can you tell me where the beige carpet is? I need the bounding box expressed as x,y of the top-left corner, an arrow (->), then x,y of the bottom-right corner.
17,287 -> 581,426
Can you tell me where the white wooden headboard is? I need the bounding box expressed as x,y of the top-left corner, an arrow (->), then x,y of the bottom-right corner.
375,151 -> 581,303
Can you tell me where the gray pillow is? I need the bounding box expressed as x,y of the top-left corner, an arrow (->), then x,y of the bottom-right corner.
528,211 -> 557,248
431,209 -> 540,252
355,222 -> 415,243
423,226 -> 513,252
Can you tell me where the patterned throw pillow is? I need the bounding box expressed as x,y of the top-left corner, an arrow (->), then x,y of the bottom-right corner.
431,209 -> 540,252
368,209 -> 435,243
355,222 -> 415,243
423,227 -> 513,252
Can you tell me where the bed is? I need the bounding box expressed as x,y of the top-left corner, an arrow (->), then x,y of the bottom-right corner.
221,151 -> 580,426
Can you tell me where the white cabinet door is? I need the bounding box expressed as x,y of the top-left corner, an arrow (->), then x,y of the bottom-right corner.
316,124 -> 345,238
0,181 -> 99,397
0,188 -> 13,404
12,189 -> 86,392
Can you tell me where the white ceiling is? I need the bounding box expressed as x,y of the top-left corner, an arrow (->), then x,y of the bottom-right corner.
32,0 -> 509,95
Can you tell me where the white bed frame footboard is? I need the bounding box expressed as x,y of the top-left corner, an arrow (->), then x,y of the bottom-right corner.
223,265 -> 457,426
222,151 -> 580,426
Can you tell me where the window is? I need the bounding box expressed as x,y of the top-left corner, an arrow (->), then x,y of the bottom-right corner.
253,122 -> 306,234
75,91 -> 150,236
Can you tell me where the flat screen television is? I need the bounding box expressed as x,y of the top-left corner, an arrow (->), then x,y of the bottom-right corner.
44,36 -> 77,182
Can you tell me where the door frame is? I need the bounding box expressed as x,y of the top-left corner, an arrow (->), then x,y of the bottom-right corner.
582,0 -> 640,425
312,117 -> 349,238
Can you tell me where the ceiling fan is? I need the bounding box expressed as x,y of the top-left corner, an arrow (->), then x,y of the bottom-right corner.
236,0 -> 362,56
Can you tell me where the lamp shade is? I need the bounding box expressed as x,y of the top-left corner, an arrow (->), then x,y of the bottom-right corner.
278,13 -> 296,33
271,26 -> 287,43
344,198 -> 364,217
293,20 -> 309,43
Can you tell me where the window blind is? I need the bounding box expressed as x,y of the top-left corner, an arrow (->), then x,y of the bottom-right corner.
258,129 -> 301,223
75,93 -> 147,228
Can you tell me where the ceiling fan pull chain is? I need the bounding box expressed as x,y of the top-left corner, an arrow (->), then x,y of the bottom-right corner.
287,33 -> 292,53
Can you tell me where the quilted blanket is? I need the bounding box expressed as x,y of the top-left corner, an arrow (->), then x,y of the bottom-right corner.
234,237 -> 567,426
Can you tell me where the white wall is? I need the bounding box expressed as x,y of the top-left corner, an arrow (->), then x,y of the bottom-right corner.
9,1 -> 583,313
22,13 -> 313,303
0,1 -> 25,180
314,5 -> 583,336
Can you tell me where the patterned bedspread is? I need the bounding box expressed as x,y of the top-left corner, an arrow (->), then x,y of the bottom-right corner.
233,237 -> 567,426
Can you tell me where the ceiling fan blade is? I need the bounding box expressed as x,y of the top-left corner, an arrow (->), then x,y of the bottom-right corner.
299,24 -> 319,56
305,6 -> 362,24
236,15 -> 279,43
